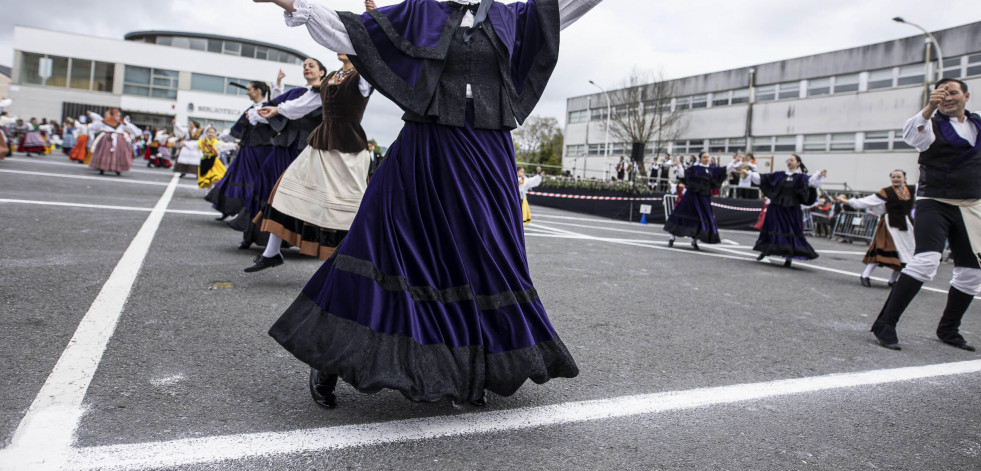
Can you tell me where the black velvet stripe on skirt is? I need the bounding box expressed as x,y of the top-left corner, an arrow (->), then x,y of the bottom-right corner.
257,203 -> 347,260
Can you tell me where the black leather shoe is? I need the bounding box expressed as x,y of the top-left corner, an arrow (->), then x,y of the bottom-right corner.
215,214 -> 229,221
691,240 -> 699,251
309,369 -> 337,409
784,258 -> 792,268
98,170 -> 104,175
470,390 -> 487,407
244,254 -> 284,272
875,336 -> 902,350
667,238 -> 674,248
888,281 -> 895,288
237,240 -> 251,250
115,171 -> 121,176
861,277 -> 872,287
941,338 -> 976,352
756,253 -> 766,261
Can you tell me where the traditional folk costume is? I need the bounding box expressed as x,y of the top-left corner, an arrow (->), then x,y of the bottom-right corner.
197,135 -> 232,189
86,111 -> 142,175
267,0 -> 597,407
207,101 -> 277,219
172,122 -> 204,176
749,170 -> 826,265
663,163 -> 728,248
872,110 -> 981,351
252,68 -> 372,265
0,125 -> 8,160
845,184 -> 916,287
149,130 -> 174,168
18,122 -> 46,155
230,86 -> 319,249
61,125 -> 77,157
69,117 -> 90,163
518,173 -> 542,225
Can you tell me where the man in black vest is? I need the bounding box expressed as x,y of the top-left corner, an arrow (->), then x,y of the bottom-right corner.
871,78 -> 981,351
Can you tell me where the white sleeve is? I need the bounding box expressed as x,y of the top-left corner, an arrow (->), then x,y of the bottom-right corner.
847,193 -> 887,212
247,108 -> 268,125
87,111 -> 103,126
903,112 -> 935,152
124,121 -> 142,138
521,174 -> 543,191
748,172 -> 762,186
173,121 -> 188,137
559,0 -> 603,31
217,141 -> 238,152
278,90 -> 321,119
807,173 -> 826,189
272,85 -> 284,99
359,76 -> 372,98
285,0 -> 356,55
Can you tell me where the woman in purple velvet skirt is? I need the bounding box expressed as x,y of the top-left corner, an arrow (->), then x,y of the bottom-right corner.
255,0 -> 601,408
663,151 -> 729,250
746,154 -> 827,268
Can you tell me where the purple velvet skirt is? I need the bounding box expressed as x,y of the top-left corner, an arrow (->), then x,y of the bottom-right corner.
753,204 -> 819,260
207,144 -> 272,217
663,192 -> 721,244
269,117 -> 579,403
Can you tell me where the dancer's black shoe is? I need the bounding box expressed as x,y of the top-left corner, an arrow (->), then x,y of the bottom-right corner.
784,258 -> 792,268
691,239 -> 699,251
861,277 -> 872,287
98,170 -> 104,175
237,241 -> 251,250
937,286 -> 977,352
309,369 -> 338,409
244,254 -> 284,272
756,253 -> 766,261
667,238 -> 674,248
470,390 -> 488,407
115,171 -> 121,176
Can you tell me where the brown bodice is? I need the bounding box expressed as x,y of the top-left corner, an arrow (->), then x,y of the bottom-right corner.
307,70 -> 370,153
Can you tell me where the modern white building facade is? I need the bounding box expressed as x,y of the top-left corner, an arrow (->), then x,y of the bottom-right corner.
564,21 -> 981,192
6,26 -> 310,132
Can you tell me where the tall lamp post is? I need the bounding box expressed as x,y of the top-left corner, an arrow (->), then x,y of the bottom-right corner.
589,80 -> 612,181
893,17 -> 944,105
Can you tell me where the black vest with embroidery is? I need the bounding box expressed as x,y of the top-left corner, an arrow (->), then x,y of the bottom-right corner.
917,114 -> 981,199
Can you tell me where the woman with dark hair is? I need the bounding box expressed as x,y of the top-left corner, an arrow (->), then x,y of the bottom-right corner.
231,59 -> 325,250
664,151 -> 728,249
838,170 -> 916,287
86,109 -> 142,176
255,0 -> 600,409
744,154 -> 827,267
247,51 -> 372,271
18,118 -> 46,156
173,120 -> 204,178
206,79 -> 279,220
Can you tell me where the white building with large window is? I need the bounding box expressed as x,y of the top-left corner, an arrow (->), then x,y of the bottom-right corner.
6,26 -> 310,132
564,21 -> 981,191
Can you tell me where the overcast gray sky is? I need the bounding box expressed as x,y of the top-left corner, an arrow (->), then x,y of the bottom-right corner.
3,0 -> 980,145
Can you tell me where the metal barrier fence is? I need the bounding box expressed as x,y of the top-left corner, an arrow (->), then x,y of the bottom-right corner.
663,194 -> 678,219
802,209 -> 815,235
830,211 -> 879,243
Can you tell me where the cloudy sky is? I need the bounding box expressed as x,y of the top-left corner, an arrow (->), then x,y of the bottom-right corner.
2,0 -> 980,145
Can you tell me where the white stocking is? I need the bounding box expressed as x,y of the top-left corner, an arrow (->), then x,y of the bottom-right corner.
862,263 -> 877,279
263,234 -> 283,258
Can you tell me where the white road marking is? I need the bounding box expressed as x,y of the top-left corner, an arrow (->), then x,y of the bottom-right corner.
0,175 -> 181,471
0,198 -> 215,216
722,239 -> 739,246
533,210 -> 764,236
3,154 -> 173,177
0,169 -> 198,189
66,360 -> 981,470
149,374 -> 187,387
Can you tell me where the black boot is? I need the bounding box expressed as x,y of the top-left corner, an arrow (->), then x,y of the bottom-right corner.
309,369 -> 338,409
870,273 -> 924,350
937,286 -> 977,351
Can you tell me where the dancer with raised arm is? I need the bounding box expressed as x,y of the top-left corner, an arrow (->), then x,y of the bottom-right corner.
86,109 -> 142,176
255,0 -> 601,409
663,151 -> 728,250
744,154 -> 827,267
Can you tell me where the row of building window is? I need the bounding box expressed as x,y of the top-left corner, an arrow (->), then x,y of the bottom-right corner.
190,73 -> 259,96
138,35 -> 304,65
566,131 -> 913,157
19,53 -> 115,92
569,53 -> 981,123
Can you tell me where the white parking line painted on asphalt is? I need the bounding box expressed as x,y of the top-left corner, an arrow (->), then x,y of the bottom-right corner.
533,211 -> 764,236
65,359 -> 981,470
3,154 -> 174,177
0,169 -> 199,189
0,175 -> 181,471
0,198 -> 215,216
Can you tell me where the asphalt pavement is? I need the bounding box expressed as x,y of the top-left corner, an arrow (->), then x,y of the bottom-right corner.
1,151 -> 979,470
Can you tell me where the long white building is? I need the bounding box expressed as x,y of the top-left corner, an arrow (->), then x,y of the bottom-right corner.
563,21 -> 981,192
6,26 -> 311,132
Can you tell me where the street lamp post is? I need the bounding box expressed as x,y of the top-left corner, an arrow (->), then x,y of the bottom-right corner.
589,80 -> 612,181
892,16 -> 944,81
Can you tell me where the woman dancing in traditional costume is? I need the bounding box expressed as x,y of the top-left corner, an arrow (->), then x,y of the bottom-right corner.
207,81 -> 277,220
663,152 -> 728,250
19,118 -> 46,156
518,166 -> 543,226
247,52 -> 372,271
197,126 -> 233,189
86,110 -> 142,176
232,61 -> 325,250
69,116 -> 90,163
173,120 -> 204,178
255,0 -> 599,408
745,154 -> 827,267
838,170 -> 916,287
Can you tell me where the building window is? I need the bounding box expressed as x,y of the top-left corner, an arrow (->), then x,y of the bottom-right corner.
568,110 -> 588,124
172,36 -> 190,49
731,89 -> 750,105
752,136 -> 774,153
833,73 -> 860,93
688,140 -> 705,153
896,64 -> 925,86
69,59 -> 93,90
774,136 -> 796,152
712,91 -> 731,107
671,141 -> 687,154
777,81 -> 800,100
803,134 -> 828,152
188,38 -> 207,51
709,139 -> 727,153
255,47 -> 268,60
124,66 -> 178,99
47,56 -> 69,88
565,144 -> 586,157
613,104 -> 634,117
223,41 -> 242,55
691,94 -> 708,109
755,85 -> 776,102
191,73 -> 226,94
590,107 -> 608,121
868,68 -> 894,90
968,54 -> 981,77
93,62 -> 115,92
893,130 -> 913,150
156,36 -> 172,46
807,78 -> 831,97
864,131 -> 891,151
19,52 -> 44,85
942,57 -> 964,79
728,138 -> 746,152
830,133 -> 856,151
675,96 -> 691,110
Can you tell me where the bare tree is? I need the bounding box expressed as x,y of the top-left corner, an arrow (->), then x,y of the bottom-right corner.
604,70 -> 689,170
513,115 -> 562,162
